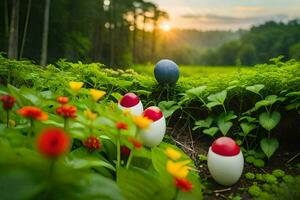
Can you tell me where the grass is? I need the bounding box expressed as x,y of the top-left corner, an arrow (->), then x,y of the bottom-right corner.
133,64 -> 253,78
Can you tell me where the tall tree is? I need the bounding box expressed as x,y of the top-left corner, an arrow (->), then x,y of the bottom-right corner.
151,6 -> 168,60
141,1 -> 154,62
8,0 -> 20,59
20,0 -> 32,59
40,0 -> 51,66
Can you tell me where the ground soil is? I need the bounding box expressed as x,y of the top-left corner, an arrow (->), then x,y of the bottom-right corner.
167,116 -> 300,200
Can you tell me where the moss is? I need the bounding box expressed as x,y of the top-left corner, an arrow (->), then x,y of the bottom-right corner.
245,172 -> 255,180
245,156 -> 255,163
256,173 -> 264,181
253,159 -> 265,168
283,175 -> 294,183
262,183 -> 271,192
263,174 -> 277,184
248,185 -> 262,197
272,169 -> 285,178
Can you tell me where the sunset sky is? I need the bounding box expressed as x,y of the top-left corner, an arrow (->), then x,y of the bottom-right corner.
151,0 -> 300,30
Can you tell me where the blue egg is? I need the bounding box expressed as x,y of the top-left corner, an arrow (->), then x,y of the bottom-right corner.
154,59 -> 179,85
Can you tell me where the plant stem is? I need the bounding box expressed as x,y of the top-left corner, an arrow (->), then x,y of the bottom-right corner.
6,110 -> 9,128
173,188 -> 179,200
126,150 -> 134,169
28,119 -> 34,137
222,104 -> 227,115
116,131 -> 121,169
64,117 -> 69,131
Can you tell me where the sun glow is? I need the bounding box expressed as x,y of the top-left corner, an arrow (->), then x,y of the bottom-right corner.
160,22 -> 172,32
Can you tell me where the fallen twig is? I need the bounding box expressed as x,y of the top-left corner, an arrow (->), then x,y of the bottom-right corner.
286,152 -> 300,164
214,188 -> 232,193
172,139 -> 196,153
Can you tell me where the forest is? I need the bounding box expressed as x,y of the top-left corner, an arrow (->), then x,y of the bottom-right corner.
1,0 -> 300,66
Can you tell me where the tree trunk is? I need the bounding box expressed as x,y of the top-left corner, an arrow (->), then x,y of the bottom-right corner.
142,14 -> 146,62
151,21 -> 157,61
4,0 -> 9,38
8,0 -> 20,59
20,0 -> 32,59
109,0 -> 115,67
132,10 -> 137,64
40,0 -> 51,66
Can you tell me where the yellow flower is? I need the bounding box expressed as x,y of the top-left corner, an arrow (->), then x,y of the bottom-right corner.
89,89 -> 106,102
84,109 -> 97,121
69,81 -> 84,92
165,147 -> 182,161
132,115 -> 152,129
166,160 -> 191,179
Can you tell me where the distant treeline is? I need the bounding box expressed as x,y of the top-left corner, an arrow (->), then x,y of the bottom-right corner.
0,1 -> 299,66
199,20 -> 300,66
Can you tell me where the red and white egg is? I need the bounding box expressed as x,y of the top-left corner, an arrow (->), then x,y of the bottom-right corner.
118,93 -> 143,116
207,137 -> 244,186
140,106 -> 166,147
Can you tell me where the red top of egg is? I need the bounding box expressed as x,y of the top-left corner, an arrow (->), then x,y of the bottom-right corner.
211,137 -> 240,156
143,106 -> 163,121
120,93 -> 140,108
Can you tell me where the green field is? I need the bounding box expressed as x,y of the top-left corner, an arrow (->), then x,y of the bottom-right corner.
133,64 -> 252,78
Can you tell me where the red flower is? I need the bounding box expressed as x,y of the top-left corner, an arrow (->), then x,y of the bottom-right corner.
17,106 -> 48,121
83,135 -> 101,151
56,105 -> 77,118
36,128 -> 70,158
0,95 -> 16,110
121,146 -> 131,156
56,96 -> 69,104
175,178 -> 193,192
116,121 -> 128,130
128,137 -> 143,149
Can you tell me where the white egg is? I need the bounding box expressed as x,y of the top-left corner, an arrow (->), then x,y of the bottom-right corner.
118,101 -> 143,116
140,116 -> 166,147
207,147 -> 244,186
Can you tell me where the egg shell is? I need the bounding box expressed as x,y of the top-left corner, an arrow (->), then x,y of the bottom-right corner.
118,101 -> 143,116
207,147 -> 244,186
140,116 -> 166,147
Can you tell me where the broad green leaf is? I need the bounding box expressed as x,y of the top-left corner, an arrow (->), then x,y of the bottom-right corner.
186,86 -> 207,97
111,92 -> 123,101
193,117 -> 213,130
217,121 -> 232,136
206,102 -> 221,109
207,90 -> 227,105
259,111 -> 281,131
218,111 -> 237,122
203,127 -> 219,137
239,116 -> 257,123
240,123 -> 257,135
158,101 -> 181,118
246,84 -> 265,95
260,138 -> 279,158
117,167 -> 168,200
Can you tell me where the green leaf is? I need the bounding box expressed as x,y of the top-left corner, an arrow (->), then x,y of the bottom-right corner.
186,86 -> 207,97
218,111 -> 237,121
207,90 -> 227,105
158,101 -> 181,118
193,117 -> 213,130
117,167 -> 168,200
260,138 -> 279,159
217,121 -> 232,136
259,111 -> 281,131
246,84 -> 265,95
203,127 -> 219,137
240,123 -> 257,135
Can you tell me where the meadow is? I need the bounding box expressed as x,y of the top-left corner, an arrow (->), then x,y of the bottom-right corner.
0,56 -> 299,200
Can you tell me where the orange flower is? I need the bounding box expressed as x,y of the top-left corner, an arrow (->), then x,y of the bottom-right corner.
116,121 -> 128,130
17,106 -> 48,121
128,137 -> 143,149
175,178 -> 193,192
56,105 -> 77,118
36,128 -> 70,158
56,96 -> 69,104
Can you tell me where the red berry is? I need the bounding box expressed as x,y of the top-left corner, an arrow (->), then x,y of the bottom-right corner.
120,93 -> 139,108
211,137 -> 240,156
